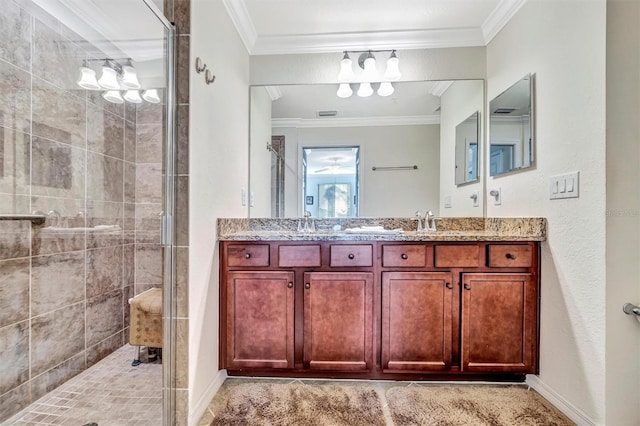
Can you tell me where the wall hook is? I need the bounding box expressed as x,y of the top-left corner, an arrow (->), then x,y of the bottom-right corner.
205,69 -> 216,84
195,57 -> 207,73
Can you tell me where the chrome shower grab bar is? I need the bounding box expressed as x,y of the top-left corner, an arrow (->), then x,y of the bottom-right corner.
0,214 -> 46,225
623,303 -> 640,316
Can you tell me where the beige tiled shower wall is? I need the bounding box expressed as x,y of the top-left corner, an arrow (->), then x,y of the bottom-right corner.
0,1 -> 163,422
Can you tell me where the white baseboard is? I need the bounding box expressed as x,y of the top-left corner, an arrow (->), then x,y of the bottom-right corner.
189,369 -> 228,426
526,375 -> 597,426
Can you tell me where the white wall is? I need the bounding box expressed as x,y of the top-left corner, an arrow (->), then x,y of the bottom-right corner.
249,87 -> 272,217
439,80 -> 484,217
189,0 -> 250,420
486,0 -> 606,423
605,1 -> 640,425
272,125 -> 440,218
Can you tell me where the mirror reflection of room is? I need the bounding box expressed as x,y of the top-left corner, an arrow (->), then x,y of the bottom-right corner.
249,79 -> 484,219
489,74 -> 534,176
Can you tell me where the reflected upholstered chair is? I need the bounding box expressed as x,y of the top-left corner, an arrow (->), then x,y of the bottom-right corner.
129,287 -> 163,365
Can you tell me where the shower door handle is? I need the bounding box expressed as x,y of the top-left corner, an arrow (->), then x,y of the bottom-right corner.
623,303 -> 640,316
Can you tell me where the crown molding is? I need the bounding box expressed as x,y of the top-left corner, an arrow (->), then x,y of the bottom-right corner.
252,28 -> 485,55
272,115 -> 440,128
481,0 -> 528,43
222,0 -> 257,54
225,0 -> 527,55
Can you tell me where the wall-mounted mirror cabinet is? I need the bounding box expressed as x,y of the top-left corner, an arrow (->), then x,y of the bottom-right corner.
489,74 -> 534,176
249,80 -> 484,218
455,111 -> 480,186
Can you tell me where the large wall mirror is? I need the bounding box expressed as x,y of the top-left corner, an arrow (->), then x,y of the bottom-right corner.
249,79 -> 484,218
489,74 -> 534,176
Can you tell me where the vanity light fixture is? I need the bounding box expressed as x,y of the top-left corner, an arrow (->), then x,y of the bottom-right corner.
77,58 -> 160,104
336,49 -> 401,98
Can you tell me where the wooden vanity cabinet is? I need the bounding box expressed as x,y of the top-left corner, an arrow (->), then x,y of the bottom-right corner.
381,272 -> 454,372
220,240 -> 540,379
225,270 -> 294,369
303,272 -> 373,371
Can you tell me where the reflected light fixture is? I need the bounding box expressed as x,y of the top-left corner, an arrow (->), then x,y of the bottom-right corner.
142,89 -> 161,104
120,60 -> 141,89
383,50 -> 401,81
357,82 -> 373,97
336,83 -> 353,98
102,90 -> 124,104
377,82 -> 394,97
336,49 -> 401,98
123,90 -> 143,104
77,62 -> 101,90
98,61 -> 120,90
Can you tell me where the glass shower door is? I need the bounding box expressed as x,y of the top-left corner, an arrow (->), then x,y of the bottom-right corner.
0,0 -> 176,423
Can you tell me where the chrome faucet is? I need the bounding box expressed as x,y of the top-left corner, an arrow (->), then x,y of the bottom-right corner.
424,210 -> 436,231
298,210 -> 315,233
414,211 -> 423,232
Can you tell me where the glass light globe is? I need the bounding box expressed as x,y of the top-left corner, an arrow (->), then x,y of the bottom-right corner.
336,83 -> 353,98
124,90 -> 143,104
338,53 -> 355,82
383,51 -> 402,81
98,65 -> 120,90
77,66 -> 101,90
377,82 -> 394,97
102,90 -> 124,104
357,82 -> 373,97
142,89 -> 161,104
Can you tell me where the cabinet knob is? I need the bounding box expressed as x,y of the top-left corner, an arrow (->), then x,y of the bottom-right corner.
464,284 -> 471,291
348,253 -> 355,260
446,282 -> 453,289
305,283 -> 311,289
401,253 -> 408,260
244,253 -> 251,259
287,282 -> 293,288
506,253 -> 516,260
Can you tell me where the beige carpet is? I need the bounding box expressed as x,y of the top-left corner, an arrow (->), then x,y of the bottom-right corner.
386,384 -> 575,426
209,381 -> 386,426
206,380 -> 575,426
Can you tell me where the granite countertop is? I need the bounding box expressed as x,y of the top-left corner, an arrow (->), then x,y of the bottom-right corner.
217,217 -> 547,242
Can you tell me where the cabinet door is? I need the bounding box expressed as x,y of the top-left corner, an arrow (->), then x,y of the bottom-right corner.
226,271 -> 294,369
462,273 -> 537,373
382,272 -> 454,372
303,272 -> 373,371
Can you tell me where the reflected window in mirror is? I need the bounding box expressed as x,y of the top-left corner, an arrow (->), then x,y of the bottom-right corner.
455,111 -> 480,185
489,74 -> 534,176
303,147 -> 359,218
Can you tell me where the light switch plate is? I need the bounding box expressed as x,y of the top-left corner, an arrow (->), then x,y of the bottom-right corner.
241,188 -> 247,206
444,196 -> 452,208
550,171 -> 579,199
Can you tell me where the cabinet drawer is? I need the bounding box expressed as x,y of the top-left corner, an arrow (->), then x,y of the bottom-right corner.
382,245 -> 426,267
330,244 -> 373,267
227,244 -> 270,267
487,244 -> 533,267
278,245 -> 321,267
434,244 -> 480,267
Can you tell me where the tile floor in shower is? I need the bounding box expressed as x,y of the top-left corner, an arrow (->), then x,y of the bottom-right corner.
3,345 -> 162,426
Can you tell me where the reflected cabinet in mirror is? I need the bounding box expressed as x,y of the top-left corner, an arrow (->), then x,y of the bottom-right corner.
249,80 -> 484,218
489,74 -> 535,176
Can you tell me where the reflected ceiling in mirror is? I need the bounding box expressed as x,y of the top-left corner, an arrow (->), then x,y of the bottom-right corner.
249,80 -> 484,219
489,74 -> 534,176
